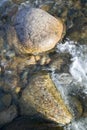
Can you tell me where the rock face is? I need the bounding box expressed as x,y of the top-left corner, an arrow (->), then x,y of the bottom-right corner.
19,71 -> 72,125
7,7 -> 64,55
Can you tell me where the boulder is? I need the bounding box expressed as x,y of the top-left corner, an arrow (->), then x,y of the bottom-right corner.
19,71 -> 72,125
7,7 -> 64,55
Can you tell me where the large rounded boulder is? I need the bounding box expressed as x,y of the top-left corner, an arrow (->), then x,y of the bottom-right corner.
7,7 -> 64,55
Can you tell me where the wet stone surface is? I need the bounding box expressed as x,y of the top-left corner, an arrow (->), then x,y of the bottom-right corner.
19,71 -> 72,125
7,7 -> 64,55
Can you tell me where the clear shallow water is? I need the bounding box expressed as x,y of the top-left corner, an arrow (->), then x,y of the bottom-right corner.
51,39 -> 87,130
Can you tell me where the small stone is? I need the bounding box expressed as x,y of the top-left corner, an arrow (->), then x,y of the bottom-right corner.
1,94 -> 12,108
12,0 -> 26,4
5,50 -> 15,59
40,55 -> 51,65
7,7 -> 64,55
15,87 -> 21,93
2,72 -> 19,91
0,105 -> 17,125
40,4 -> 51,12
0,91 -> 12,111
19,71 -> 72,125
34,55 -> 40,62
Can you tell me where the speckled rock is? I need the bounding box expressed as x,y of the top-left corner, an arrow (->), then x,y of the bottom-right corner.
19,71 -> 72,125
7,7 -> 64,55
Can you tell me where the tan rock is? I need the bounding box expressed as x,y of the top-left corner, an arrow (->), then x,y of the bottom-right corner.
7,8 -> 64,55
19,71 -> 72,125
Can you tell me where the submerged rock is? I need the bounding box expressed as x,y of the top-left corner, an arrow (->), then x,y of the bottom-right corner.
19,71 -> 72,125
49,53 -> 71,72
0,105 -> 17,125
0,90 -> 12,112
7,7 -> 64,55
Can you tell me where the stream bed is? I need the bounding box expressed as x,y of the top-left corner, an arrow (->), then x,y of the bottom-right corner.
0,0 -> 87,130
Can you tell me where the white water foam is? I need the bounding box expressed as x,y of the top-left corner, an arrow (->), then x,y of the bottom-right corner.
51,39 -> 87,130
56,39 -> 87,87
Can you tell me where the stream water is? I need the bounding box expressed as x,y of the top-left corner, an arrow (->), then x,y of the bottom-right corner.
0,0 -> 87,130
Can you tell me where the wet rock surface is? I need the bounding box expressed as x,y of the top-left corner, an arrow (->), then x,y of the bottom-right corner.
7,7 -> 64,55
19,71 -> 72,125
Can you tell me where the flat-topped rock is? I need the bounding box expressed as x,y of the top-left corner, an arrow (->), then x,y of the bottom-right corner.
7,7 -> 64,55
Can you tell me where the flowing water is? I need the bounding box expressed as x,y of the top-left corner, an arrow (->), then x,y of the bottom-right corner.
56,39 -> 87,86
51,39 -> 87,130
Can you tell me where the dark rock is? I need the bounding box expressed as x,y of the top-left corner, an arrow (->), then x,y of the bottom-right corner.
1,116 -> 64,130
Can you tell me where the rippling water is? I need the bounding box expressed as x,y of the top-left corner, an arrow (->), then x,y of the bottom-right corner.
51,39 -> 87,130
57,39 -> 87,86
